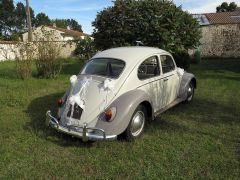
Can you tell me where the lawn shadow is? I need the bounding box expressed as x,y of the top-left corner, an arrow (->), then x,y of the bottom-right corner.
198,59 -> 240,74
25,92 -> 95,148
26,92 -> 239,147
149,96 -> 240,141
155,96 -> 239,125
0,64 -> 18,80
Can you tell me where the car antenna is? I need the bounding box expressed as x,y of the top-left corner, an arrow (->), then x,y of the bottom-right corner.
136,41 -> 144,46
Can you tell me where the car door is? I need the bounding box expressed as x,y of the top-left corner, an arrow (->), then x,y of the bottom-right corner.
137,55 -> 166,112
160,54 -> 179,106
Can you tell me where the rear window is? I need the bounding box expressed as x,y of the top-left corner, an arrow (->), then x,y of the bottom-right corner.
81,58 -> 125,78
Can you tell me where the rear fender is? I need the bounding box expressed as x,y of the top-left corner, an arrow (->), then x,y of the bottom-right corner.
95,89 -> 153,136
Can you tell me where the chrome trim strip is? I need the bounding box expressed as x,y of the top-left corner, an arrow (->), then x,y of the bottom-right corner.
46,111 -> 117,142
136,73 -> 175,89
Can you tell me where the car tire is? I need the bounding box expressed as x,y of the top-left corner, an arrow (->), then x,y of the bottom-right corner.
185,81 -> 194,102
123,105 -> 146,141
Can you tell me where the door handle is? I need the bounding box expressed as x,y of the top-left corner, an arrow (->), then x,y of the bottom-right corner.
164,78 -> 168,82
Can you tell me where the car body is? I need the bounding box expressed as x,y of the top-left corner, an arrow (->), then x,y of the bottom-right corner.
46,47 -> 196,141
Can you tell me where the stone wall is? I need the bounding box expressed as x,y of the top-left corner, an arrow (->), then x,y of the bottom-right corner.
0,41 -> 17,61
0,41 -> 76,61
200,24 -> 240,58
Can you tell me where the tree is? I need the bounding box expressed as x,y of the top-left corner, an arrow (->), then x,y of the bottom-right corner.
74,37 -> 96,59
216,2 -> 238,12
26,0 -> 33,41
52,19 -> 68,29
0,0 -> 35,40
67,19 -> 82,32
0,0 -> 16,39
35,12 -> 51,26
14,2 -> 26,32
92,0 -> 201,54
52,18 -> 82,31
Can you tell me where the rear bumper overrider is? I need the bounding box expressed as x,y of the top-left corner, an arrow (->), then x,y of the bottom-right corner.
46,110 -> 117,142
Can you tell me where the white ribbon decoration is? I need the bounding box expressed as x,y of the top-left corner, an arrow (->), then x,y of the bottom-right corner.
68,75 -> 92,111
69,95 -> 85,110
70,75 -> 78,86
101,78 -> 115,91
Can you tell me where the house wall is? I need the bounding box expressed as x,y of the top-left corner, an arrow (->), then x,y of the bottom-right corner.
22,26 -> 64,42
200,24 -> 240,57
63,36 -> 74,41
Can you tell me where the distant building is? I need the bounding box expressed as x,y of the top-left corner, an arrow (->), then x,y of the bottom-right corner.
192,10 -> 240,58
22,25 -> 91,42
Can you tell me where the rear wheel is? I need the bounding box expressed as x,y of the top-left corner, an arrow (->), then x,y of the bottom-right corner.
185,81 -> 194,102
123,105 -> 146,141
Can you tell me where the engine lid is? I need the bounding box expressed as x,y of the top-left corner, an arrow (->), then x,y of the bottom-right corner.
61,75 -> 116,127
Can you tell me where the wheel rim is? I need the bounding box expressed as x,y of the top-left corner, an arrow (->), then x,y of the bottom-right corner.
130,111 -> 145,137
187,84 -> 193,101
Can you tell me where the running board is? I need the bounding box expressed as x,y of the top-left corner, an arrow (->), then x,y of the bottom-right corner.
154,98 -> 184,118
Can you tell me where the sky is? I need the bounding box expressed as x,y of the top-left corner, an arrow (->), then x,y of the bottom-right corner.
14,0 -> 240,34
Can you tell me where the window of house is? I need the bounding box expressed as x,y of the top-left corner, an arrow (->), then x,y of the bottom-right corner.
138,56 -> 160,80
231,16 -> 240,20
160,55 -> 175,74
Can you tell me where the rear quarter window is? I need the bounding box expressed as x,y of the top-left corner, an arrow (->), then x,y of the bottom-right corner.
160,55 -> 175,74
138,56 -> 160,80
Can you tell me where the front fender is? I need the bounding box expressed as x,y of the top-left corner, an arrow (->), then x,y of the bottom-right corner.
178,72 -> 196,100
95,89 -> 152,136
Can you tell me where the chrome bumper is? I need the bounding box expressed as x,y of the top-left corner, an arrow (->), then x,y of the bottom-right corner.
46,111 -> 117,142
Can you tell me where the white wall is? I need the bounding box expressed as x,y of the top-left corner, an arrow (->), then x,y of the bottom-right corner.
0,43 -> 17,61
0,41 -> 76,61
63,36 -> 74,41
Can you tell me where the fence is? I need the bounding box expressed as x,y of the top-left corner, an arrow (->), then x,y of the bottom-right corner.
0,41 -> 76,61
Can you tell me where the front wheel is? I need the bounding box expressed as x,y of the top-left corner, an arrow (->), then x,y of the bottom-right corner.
123,105 -> 146,141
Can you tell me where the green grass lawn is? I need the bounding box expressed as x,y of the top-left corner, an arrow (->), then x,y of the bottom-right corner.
0,58 -> 239,179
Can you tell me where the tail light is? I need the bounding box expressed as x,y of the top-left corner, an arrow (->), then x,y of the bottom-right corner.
57,98 -> 64,107
104,107 -> 116,122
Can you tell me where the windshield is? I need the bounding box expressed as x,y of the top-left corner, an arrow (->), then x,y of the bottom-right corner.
81,58 -> 125,78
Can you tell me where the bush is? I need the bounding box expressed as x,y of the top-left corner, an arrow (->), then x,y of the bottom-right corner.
192,49 -> 201,64
93,0 -> 201,52
15,43 -> 33,80
74,37 -> 97,60
172,50 -> 191,70
34,27 -> 63,78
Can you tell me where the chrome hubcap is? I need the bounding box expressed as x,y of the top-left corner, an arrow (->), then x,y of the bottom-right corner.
131,111 -> 145,137
187,85 -> 193,101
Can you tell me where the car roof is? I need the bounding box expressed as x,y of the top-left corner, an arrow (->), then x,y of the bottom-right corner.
92,47 -> 169,63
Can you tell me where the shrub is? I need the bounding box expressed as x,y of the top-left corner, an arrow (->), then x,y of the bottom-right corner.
34,27 -> 63,78
93,0 -> 201,52
15,42 -> 33,80
172,50 -> 191,70
35,41 -> 62,78
74,37 -> 97,60
192,49 -> 201,64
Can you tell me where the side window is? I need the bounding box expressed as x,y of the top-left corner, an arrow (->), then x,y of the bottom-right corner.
160,55 -> 175,74
138,56 -> 160,80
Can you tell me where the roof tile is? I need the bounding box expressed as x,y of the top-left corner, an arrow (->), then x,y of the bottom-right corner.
204,11 -> 240,25
48,26 -> 90,38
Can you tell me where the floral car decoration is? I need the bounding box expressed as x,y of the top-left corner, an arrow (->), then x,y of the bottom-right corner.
46,47 -> 196,141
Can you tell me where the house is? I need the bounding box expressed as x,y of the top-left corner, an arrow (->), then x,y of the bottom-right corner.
192,10 -> 240,58
22,25 -> 91,42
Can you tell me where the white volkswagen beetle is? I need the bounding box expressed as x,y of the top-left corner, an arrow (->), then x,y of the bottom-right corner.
46,47 -> 196,141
